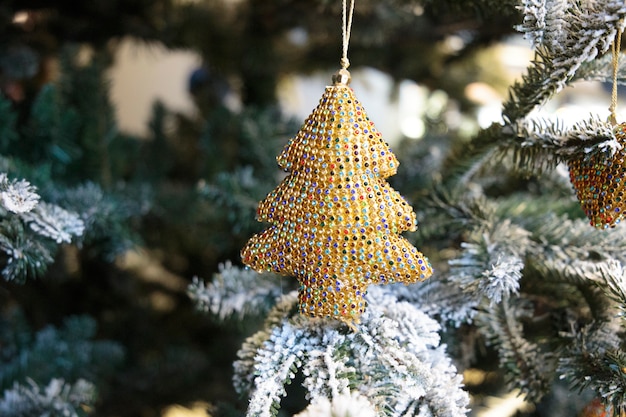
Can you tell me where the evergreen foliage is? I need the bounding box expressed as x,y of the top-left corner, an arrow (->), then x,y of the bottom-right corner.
0,311 -> 125,390
0,378 -> 96,417
188,261 -> 287,321
0,172 -> 83,283
193,267 -> 468,417
0,311 -> 122,416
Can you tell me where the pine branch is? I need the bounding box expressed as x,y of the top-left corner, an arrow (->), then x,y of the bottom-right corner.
0,174 -> 87,283
446,1 -> 626,186
512,116 -> 618,164
232,287 -> 469,417
0,219 -> 53,283
574,52 -> 626,84
451,116 -> 617,183
233,293 -> 308,417
0,173 -> 40,214
0,378 -> 96,417
419,190 -> 626,404
409,221 -> 528,327
247,322 -> 305,417
391,279 -> 476,328
516,0 -> 567,49
0,169 -> 86,283
20,202 -> 84,244
427,194 -> 533,319
477,299 -> 555,401
198,166 -> 272,235
524,247 -> 622,317
524,213 -> 626,265
188,261 -> 287,321
399,194 -> 523,326
21,84 -> 81,172
50,182 -> 146,260
0,314 -> 125,390
442,123 -> 505,188
558,323 -> 626,412
504,0 -> 626,122
595,264 -> 626,322
449,218 -> 529,304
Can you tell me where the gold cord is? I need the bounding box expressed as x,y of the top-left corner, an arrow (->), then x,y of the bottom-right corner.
341,0 -> 355,69
610,25 -> 623,125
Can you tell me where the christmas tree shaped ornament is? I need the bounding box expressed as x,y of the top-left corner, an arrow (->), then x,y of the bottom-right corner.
568,26 -> 626,229
241,0 -> 432,327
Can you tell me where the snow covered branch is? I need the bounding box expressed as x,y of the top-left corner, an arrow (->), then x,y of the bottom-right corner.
232,288 -> 469,417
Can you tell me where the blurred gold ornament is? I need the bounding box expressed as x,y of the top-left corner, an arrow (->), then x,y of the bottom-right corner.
568,123 -> 626,229
578,398 -> 623,417
241,70 -> 432,327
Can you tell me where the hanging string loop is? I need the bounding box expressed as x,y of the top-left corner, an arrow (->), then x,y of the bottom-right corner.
341,0 -> 355,70
333,0 -> 355,85
609,24 -> 624,125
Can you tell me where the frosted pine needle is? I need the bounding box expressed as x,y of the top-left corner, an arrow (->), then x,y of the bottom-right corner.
0,378 -> 96,417
22,202 -> 85,244
293,392 -> 378,417
0,173 -> 40,214
233,287 -> 469,417
188,261 -> 285,320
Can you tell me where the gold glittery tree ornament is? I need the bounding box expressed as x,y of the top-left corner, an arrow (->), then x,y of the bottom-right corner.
240,0 -> 432,327
578,398 -> 622,417
568,26 -> 626,229
568,125 -> 626,229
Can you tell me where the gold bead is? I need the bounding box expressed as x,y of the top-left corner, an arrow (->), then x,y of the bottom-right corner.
332,68 -> 351,86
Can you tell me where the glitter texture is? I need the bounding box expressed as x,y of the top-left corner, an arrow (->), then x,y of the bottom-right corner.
241,82 -> 432,326
569,123 -> 626,229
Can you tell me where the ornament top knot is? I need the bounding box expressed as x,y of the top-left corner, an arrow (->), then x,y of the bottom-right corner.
332,67 -> 351,86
